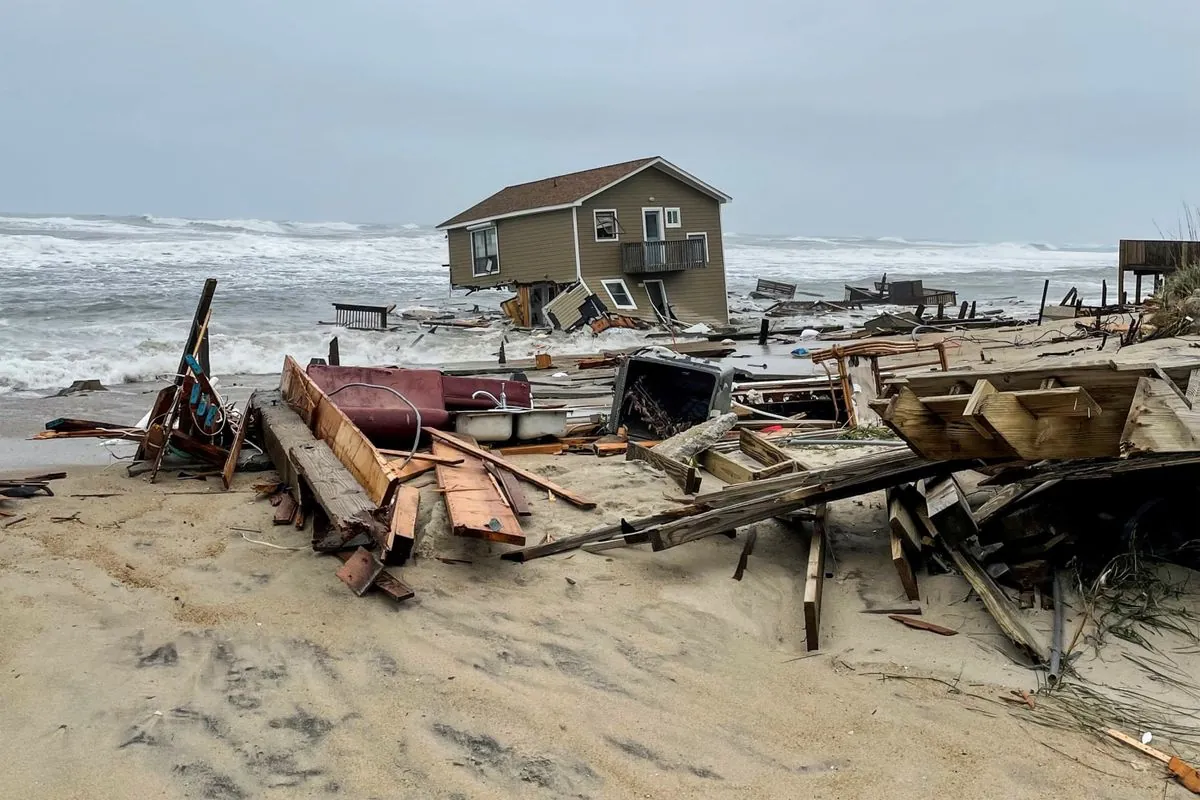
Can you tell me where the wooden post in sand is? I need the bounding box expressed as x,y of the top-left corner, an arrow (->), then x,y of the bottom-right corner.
1037,279 -> 1050,325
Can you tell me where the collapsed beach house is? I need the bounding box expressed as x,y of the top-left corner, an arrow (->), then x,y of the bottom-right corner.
437,157 -> 732,329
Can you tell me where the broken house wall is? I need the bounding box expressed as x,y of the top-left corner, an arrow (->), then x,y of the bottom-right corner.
447,208 -> 577,290
578,166 -> 729,326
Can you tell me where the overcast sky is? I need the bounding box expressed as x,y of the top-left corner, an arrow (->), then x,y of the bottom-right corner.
2,0 -> 1198,241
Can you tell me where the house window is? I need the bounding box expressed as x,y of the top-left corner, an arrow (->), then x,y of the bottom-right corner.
471,226 -> 499,276
686,232 -> 709,263
600,278 -> 637,310
594,209 -> 618,241
664,208 -> 681,228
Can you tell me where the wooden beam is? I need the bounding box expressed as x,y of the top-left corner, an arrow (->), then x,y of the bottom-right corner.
386,485 -> 419,562
291,439 -> 390,550
1009,386 -> 1102,418
890,529 -> 920,601
945,541 -> 1048,663
334,550 -> 414,601
804,520 -> 826,651
221,397 -> 253,490
883,386 -> 1015,460
499,507 -> 699,562
433,439 -> 524,545
962,379 -> 1000,440
336,547 -> 385,596
700,449 -> 756,485
918,394 -> 971,418
920,476 -> 978,544
255,390 -> 309,506
889,615 -> 956,636
484,461 -> 531,517
627,440 -> 702,494
424,427 -> 596,509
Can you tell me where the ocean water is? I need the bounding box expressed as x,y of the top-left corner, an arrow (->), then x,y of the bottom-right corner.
0,213 -> 1117,394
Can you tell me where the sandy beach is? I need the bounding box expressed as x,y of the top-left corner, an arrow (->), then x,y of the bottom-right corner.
2,360 -> 1197,800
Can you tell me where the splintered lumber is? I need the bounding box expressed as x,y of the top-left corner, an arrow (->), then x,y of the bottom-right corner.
258,392 -> 388,549
944,541 -> 1048,663
627,440 -> 701,494
882,386 -> 1017,460
433,439 -> 524,545
424,427 -> 596,509
695,449 -> 929,509
390,459 -> 437,483
292,441 -> 390,549
281,355 -> 395,505
973,480 -> 1060,527
1121,376 -> 1200,454
483,462 -> 531,516
889,615 -> 956,636
387,485 -> 420,562
221,397 -> 253,491
732,529 -> 758,581
649,454 -> 957,551
804,520 -> 826,651
378,448 -> 464,466
500,507 -> 699,562
890,529 -> 920,601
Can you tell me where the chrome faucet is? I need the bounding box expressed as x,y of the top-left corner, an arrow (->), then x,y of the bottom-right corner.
471,389 -> 506,409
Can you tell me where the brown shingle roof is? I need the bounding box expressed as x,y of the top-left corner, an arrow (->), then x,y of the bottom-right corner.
438,157 -> 659,229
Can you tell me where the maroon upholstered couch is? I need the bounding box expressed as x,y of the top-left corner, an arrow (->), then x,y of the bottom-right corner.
305,365 -> 532,447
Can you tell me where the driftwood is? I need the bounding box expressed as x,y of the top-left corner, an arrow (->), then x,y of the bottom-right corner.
626,441 -> 701,494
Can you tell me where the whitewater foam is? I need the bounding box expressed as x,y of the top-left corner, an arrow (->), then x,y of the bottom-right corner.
0,214 -> 1117,393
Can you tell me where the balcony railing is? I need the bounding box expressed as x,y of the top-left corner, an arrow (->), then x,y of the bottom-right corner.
621,239 -> 707,274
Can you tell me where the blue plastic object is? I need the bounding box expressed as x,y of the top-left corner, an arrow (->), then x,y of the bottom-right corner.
791,347 -> 810,358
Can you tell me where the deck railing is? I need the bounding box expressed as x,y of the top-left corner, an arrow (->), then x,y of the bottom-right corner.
621,240 -> 707,274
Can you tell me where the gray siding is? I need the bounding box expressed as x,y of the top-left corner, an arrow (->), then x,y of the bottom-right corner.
447,209 -> 577,289
577,166 -> 728,325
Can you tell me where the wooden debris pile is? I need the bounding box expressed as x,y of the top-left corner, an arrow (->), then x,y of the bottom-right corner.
872,359 -> 1200,461
33,279 -> 262,486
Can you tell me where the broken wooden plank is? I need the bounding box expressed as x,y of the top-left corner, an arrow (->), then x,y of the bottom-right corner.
886,486 -> 924,553
944,541 -> 1048,663
882,385 -> 1016,460
336,547 -> 385,596
433,439 -> 524,545
626,441 -> 702,494
890,528 -> 920,601
424,427 -> 596,509
221,397 -> 253,491
291,440 -> 390,550
1121,376 -> 1200,455
738,428 -> 798,469
386,485 -> 419,563
918,394 -> 971,418
804,520 -> 826,651
732,529 -> 758,581
484,461 -> 531,517
378,448 -> 464,466
889,614 -> 956,636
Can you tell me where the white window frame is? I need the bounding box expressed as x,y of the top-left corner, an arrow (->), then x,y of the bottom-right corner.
593,209 -> 619,242
664,207 -> 681,228
470,225 -> 499,277
600,278 -> 638,311
686,232 -> 709,263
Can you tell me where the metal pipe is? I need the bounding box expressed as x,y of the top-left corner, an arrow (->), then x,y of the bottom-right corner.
1048,569 -> 1064,686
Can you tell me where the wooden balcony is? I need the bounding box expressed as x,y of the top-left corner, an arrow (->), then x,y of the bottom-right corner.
621,240 -> 707,274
